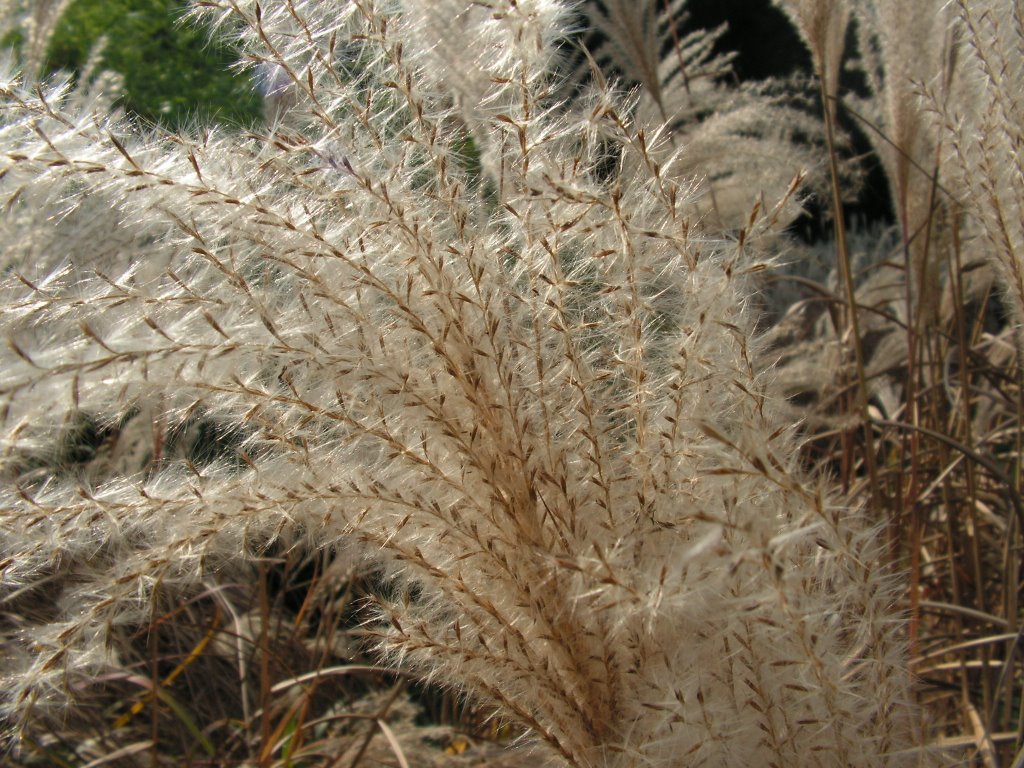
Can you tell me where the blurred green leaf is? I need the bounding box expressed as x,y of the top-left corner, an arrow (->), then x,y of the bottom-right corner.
47,0 -> 261,129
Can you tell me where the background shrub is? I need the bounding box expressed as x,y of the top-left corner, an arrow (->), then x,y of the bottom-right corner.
45,0 -> 260,128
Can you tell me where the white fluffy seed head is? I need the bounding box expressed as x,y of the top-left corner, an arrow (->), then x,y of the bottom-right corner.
0,1 -> 924,765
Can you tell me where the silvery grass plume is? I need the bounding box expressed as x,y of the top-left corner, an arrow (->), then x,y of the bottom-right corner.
929,0 -> 1024,351
766,0 -> 984,415
843,0 -> 963,331
562,0 -> 825,232
0,0 -> 921,765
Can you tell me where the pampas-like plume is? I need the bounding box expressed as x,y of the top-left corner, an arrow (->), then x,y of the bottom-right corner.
931,0 -> 1024,348
569,0 -> 824,232
0,1 -> 919,765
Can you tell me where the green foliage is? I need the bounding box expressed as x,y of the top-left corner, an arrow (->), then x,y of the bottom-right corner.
46,0 -> 261,128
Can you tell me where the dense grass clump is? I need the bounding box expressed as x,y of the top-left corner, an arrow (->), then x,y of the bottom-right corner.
0,1 -> 1020,766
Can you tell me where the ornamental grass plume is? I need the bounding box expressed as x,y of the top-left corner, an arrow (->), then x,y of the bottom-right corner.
0,1 -> 923,765
930,0 -> 1024,350
567,0 -> 825,232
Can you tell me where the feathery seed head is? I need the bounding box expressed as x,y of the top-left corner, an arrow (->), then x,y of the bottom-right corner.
0,1 -> 925,765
